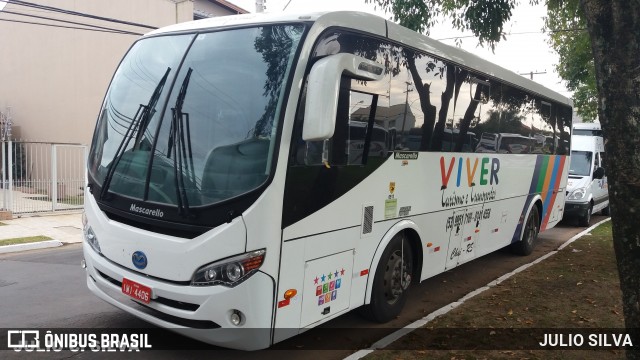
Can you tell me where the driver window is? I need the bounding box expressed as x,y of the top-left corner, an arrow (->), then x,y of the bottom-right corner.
302,79 -> 390,166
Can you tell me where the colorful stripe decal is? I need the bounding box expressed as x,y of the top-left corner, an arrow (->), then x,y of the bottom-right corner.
535,156 -> 550,193
512,156 -> 544,243
541,156 -> 567,229
540,155 -> 556,206
540,156 -> 560,226
529,156 -> 544,194
512,155 -> 567,241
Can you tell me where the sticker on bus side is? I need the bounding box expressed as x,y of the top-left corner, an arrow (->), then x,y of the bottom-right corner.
384,198 -> 397,219
394,151 -> 419,160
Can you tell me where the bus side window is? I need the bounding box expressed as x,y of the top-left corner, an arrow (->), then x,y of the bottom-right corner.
348,87 -> 393,164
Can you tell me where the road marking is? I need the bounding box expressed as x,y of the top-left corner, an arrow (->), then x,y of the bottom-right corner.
344,217 -> 612,360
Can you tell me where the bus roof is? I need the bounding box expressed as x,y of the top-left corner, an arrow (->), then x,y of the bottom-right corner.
145,11 -> 572,107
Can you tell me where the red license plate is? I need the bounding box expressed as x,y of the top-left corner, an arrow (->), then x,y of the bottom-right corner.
122,278 -> 152,304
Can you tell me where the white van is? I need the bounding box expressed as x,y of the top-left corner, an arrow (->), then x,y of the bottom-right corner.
564,123 -> 609,225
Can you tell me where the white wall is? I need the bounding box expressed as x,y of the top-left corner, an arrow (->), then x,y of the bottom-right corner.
0,0 -> 194,144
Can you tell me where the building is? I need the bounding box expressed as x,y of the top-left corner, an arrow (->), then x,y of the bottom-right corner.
0,0 -> 247,145
351,103 -> 417,133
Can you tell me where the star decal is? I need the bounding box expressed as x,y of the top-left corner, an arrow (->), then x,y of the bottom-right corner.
321,274 -> 326,282
328,272 -> 332,280
334,270 -> 339,278
340,268 -> 345,276
314,276 -> 319,285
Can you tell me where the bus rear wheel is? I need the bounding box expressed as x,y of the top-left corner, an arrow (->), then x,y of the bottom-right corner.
510,206 -> 539,256
360,233 -> 413,323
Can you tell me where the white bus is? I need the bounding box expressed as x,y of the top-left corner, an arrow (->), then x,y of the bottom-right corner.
82,11 -> 573,350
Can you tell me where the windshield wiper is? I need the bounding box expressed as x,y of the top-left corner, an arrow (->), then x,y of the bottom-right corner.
99,67 -> 171,201
168,68 -> 195,217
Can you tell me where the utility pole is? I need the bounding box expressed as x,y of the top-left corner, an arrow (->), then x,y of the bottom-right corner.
1,106 -> 12,213
401,82 -> 413,134
256,0 -> 266,13
519,70 -> 547,80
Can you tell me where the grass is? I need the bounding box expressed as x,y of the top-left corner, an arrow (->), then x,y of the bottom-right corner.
364,221 -> 628,360
0,235 -> 53,246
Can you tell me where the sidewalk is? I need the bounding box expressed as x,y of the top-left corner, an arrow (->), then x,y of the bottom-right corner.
0,212 -> 83,254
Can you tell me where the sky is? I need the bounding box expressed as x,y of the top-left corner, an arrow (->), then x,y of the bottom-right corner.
226,0 -> 571,100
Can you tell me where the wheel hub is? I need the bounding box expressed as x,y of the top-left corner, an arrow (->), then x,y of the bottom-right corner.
383,250 -> 411,304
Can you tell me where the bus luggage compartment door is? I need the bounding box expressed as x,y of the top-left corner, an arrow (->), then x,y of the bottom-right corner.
300,250 -> 354,327
445,206 -> 482,269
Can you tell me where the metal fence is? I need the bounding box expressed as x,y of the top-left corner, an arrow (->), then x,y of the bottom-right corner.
1,141 -> 87,214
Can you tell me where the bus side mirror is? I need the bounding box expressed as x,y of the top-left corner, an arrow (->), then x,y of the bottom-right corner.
303,54 -> 385,141
593,167 -> 605,180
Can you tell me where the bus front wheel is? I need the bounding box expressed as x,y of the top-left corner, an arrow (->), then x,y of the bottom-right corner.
360,233 -> 413,323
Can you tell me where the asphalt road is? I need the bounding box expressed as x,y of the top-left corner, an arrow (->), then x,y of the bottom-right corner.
0,216 -> 607,359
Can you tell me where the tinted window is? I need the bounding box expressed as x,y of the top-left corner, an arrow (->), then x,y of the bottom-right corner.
292,31 -> 391,167
386,46 -> 575,154
90,25 -> 305,207
569,151 -> 593,176
573,129 -> 603,136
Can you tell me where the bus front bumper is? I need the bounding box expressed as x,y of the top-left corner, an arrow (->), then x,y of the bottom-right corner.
83,244 -> 275,350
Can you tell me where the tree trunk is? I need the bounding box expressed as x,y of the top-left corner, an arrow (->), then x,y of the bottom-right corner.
406,55 -> 437,151
580,1 -> 640,358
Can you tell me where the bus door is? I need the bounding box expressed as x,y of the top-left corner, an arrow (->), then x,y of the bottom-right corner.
274,240 -> 356,342
592,151 -> 609,211
300,249 -> 354,327
445,206 -> 483,269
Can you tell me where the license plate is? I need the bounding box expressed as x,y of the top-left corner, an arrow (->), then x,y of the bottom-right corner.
122,278 -> 152,304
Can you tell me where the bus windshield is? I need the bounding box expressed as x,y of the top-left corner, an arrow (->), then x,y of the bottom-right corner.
88,25 -> 304,209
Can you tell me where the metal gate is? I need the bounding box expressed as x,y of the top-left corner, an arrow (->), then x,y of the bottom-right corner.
1,141 -> 87,215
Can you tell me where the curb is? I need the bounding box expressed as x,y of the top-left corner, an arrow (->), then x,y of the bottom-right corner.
0,240 -> 64,254
344,217 -> 612,360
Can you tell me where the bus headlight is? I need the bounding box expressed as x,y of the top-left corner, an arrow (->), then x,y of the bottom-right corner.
568,188 -> 587,200
192,249 -> 266,287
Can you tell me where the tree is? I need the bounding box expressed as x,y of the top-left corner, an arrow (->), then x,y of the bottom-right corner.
368,0 -> 640,358
545,0 -> 598,121
580,3 -> 640,358
473,109 -> 526,135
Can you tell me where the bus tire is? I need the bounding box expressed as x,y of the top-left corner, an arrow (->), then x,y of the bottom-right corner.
579,203 -> 592,227
360,233 -> 413,323
510,205 -> 539,256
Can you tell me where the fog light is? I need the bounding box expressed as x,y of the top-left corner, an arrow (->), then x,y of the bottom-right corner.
230,310 -> 242,326
81,259 -> 86,269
